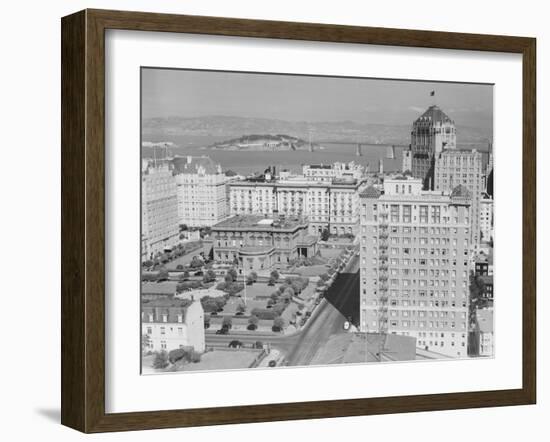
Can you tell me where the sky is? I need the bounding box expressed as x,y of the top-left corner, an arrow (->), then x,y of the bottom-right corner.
142,68 -> 493,131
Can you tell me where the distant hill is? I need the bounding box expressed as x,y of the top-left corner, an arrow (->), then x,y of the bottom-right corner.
142,115 -> 492,148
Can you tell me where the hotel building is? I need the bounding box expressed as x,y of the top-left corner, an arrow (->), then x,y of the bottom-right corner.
172,156 -> 230,227
141,162 -> 180,260
229,175 -> 365,236
302,161 -> 366,182
480,193 -> 494,243
434,149 -> 483,249
359,176 -> 471,358
211,215 -> 318,272
142,297 -> 205,353
411,105 -> 457,189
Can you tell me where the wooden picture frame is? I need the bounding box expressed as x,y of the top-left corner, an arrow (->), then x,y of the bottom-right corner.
61,9 -> 536,433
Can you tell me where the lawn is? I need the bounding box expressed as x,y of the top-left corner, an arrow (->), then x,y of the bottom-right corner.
294,264 -> 329,277
319,247 -> 344,260
240,282 -> 277,299
176,349 -> 260,372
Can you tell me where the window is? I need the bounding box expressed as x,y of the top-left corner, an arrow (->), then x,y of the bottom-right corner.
403,205 -> 411,223
391,205 -> 400,222
420,206 -> 428,223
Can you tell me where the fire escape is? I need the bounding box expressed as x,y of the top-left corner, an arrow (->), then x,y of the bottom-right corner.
377,211 -> 390,335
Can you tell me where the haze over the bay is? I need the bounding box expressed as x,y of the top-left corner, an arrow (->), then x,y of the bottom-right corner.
142,68 -> 493,137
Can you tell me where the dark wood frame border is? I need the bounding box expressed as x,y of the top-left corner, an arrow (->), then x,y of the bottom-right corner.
61,9 -> 536,433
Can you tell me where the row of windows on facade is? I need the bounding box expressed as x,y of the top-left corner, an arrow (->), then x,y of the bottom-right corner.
363,257 -> 468,267
368,278 -> 468,289
361,288 -> 468,301
370,247 -> 469,258
144,314 -> 184,323
369,319 -> 467,330
365,236 -> 468,247
363,226 -> 469,236
370,267 -> 468,278
368,307 -> 468,320
364,206 -> 468,224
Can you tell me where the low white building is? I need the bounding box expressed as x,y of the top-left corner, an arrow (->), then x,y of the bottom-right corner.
480,193 -> 494,242
142,297 -> 205,353
476,308 -> 494,357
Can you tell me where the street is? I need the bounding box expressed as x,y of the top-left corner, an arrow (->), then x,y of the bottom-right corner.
205,253 -> 360,367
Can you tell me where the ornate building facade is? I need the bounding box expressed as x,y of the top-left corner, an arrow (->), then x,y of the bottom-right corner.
411,105 -> 457,189
172,156 -> 230,228
359,176 -> 471,358
141,162 -> 180,261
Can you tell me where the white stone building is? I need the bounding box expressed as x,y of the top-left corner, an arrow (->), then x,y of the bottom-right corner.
141,162 -> 180,261
434,149 -> 483,250
302,161 -> 366,182
229,174 -> 366,236
172,156 -> 230,228
359,176 -> 472,358
142,298 -> 205,353
476,308 -> 494,357
480,193 -> 494,243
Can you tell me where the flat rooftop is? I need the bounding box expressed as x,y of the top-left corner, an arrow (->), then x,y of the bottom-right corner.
212,215 -> 306,231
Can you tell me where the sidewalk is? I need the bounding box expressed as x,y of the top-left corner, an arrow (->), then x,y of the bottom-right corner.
257,349 -> 282,368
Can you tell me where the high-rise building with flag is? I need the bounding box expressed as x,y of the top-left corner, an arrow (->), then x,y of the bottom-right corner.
410,105 -> 457,189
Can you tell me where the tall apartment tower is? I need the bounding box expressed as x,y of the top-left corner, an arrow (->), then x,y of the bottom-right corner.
434,149 -> 483,250
411,105 -> 456,189
359,177 -> 471,358
141,162 -> 180,261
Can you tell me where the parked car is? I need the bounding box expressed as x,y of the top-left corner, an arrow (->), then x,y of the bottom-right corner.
343,321 -> 351,331
228,340 -> 243,348
268,360 -> 277,367
194,270 -> 204,276
216,328 -> 229,335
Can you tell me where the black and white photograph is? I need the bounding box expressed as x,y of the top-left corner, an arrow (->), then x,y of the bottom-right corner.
140,68 -> 495,374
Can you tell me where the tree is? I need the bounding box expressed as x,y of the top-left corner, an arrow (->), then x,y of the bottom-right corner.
227,267 -> 238,281
284,287 -> 295,298
272,316 -> 285,332
156,268 -> 169,280
141,334 -> 151,353
270,270 -> 280,281
237,303 -> 246,314
319,273 -> 329,282
249,271 -> 258,282
203,269 -> 217,283
321,228 -> 330,241
176,264 -> 184,270
190,255 -> 203,268
168,348 -> 187,364
182,270 -> 190,279
153,351 -> 169,369
248,315 -> 259,331
222,316 -> 233,329
143,260 -> 154,268
224,273 -> 234,283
